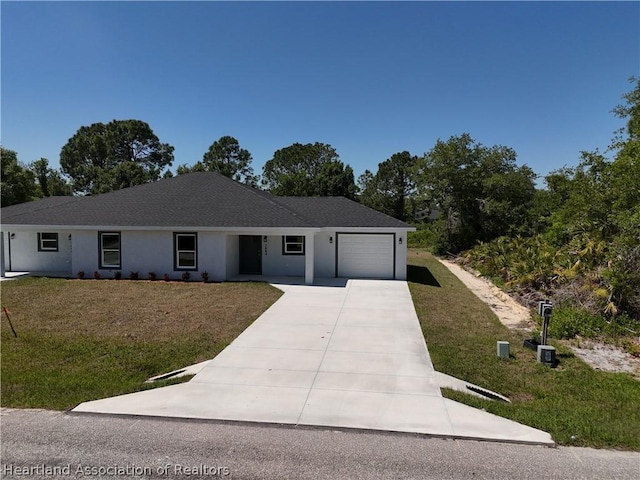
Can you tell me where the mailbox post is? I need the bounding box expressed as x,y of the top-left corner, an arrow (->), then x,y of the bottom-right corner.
538,300 -> 553,345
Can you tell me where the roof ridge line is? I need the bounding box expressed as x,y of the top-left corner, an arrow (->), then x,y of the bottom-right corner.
221,175 -> 320,228
261,195 -> 322,227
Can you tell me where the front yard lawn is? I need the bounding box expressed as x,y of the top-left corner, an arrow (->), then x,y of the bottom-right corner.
408,249 -> 640,450
1,278 -> 282,410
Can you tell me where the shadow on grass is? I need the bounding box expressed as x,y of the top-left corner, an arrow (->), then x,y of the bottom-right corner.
407,265 -> 441,287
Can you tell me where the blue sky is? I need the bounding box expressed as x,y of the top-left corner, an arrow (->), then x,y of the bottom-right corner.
2,1 -> 638,185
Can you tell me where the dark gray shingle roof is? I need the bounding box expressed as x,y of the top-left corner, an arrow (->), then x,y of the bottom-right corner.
274,197 -> 410,228
1,172 -> 412,229
1,196 -> 82,216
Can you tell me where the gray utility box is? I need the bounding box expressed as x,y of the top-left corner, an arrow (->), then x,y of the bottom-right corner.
537,345 -> 556,365
497,341 -> 510,359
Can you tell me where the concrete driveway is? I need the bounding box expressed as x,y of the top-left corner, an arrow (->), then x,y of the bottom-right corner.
74,280 -> 552,445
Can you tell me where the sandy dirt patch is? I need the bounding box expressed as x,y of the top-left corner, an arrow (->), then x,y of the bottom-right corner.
438,259 -> 533,330
570,340 -> 640,379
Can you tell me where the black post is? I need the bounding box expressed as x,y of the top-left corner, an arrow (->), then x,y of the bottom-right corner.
542,313 -> 550,345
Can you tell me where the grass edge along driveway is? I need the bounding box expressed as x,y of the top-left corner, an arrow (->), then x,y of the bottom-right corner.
407,249 -> 640,451
1,278 -> 282,411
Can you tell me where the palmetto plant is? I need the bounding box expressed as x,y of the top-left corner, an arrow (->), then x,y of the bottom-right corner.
463,232 -> 636,319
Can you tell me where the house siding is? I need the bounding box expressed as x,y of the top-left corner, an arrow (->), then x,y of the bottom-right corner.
225,235 -> 239,279
122,231 -> 174,276
3,227 -> 409,282
262,235 -> 305,277
3,229 -> 73,274
395,233 -> 408,281
198,232 -> 226,282
72,230 -> 227,280
314,231 -> 336,278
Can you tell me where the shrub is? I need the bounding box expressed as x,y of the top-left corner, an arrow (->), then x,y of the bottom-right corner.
547,307 -> 639,340
181,271 -> 190,282
114,271 -> 122,280
129,271 -> 139,280
77,271 -> 85,279
148,272 -> 156,281
408,228 -> 437,249
163,273 -> 170,282
93,271 -> 100,280
201,271 -> 209,282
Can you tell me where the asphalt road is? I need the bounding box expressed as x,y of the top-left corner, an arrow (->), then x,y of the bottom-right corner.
1,409 -> 638,480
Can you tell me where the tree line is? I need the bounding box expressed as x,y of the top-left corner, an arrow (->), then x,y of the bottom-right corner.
2,121 -> 535,225
1,122 -> 357,205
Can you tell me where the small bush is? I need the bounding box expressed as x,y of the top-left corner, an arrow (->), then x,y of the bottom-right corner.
163,274 -> 170,282
129,271 -> 139,280
201,271 -> 209,282
181,271 -> 190,282
548,308 -> 605,339
408,221 -> 449,253
114,271 -> 122,280
548,307 -> 639,340
148,272 -> 156,281
77,271 -> 85,279
93,271 -> 100,280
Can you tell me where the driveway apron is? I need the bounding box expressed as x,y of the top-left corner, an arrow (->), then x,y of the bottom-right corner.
74,280 -> 553,445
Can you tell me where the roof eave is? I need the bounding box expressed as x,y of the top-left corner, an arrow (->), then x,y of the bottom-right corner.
0,224 -> 324,233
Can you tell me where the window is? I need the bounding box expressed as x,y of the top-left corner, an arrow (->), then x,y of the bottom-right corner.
174,233 -> 197,270
38,233 -> 59,252
99,232 -> 121,268
282,235 -> 305,255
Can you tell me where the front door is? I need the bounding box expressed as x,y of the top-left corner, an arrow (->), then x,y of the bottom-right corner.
239,235 -> 262,274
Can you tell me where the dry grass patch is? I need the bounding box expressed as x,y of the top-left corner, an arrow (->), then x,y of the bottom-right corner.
3,278 -> 279,343
1,278 -> 282,409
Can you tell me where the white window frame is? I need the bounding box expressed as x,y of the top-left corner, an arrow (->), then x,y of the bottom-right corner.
282,235 -> 305,255
174,233 -> 197,270
38,232 -> 59,252
99,232 -> 121,269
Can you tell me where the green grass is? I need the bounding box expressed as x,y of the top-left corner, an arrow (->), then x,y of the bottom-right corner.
408,249 -> 640,450
1,277 -> 282,410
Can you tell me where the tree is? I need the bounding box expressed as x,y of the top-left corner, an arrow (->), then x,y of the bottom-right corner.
1,148 -> 39,206
175,162 -> 206,175
262,142 -> 356,198
202,136 -> 257,185
544,79 -> 640,316
458,80 -> 640,320
357,169 -> 381,208
415,134 -> 536,252
60,119 -> 174,194
359,151 -> 419,221
30,158 -> 72,197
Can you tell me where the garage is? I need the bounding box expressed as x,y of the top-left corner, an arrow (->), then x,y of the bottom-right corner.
336,233 -> 395,279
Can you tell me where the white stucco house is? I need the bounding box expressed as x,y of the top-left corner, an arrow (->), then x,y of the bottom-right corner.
1,172 -> 415,284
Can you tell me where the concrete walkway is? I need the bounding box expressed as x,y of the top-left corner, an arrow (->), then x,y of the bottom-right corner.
73,280 -> 553,445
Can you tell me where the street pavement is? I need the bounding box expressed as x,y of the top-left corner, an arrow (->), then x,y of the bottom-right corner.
1,409 -> 638,480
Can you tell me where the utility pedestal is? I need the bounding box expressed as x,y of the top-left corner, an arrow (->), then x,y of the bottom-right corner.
537,345 -> 556,366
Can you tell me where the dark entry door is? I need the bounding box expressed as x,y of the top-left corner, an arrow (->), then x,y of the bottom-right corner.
239,235 -> 262,274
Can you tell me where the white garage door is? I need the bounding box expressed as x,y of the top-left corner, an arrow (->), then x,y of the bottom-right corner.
337,234 -> 395,279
